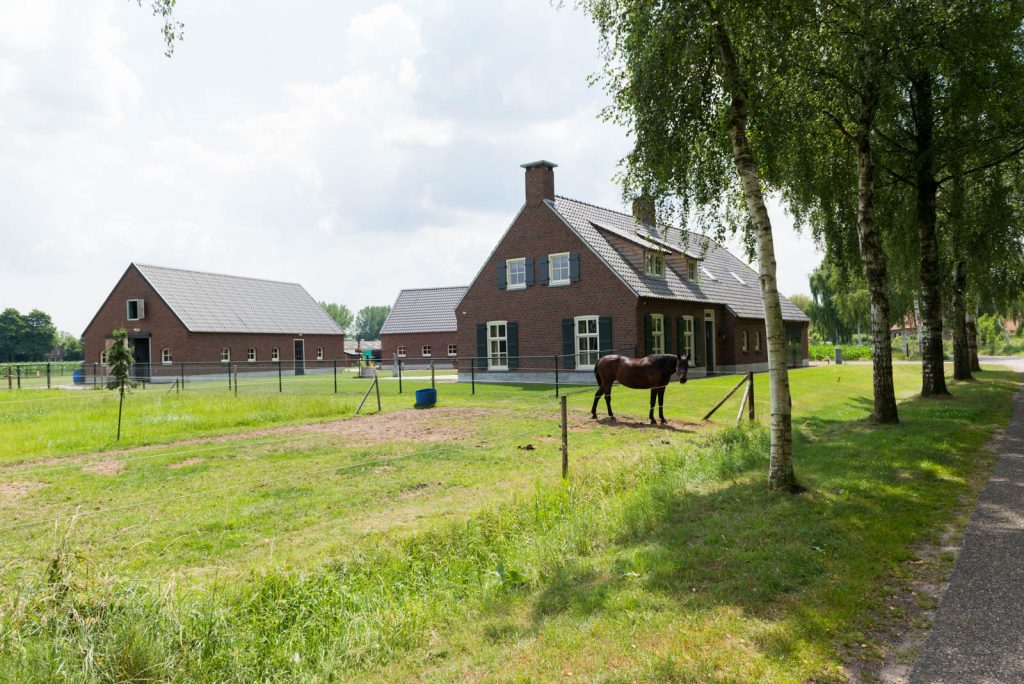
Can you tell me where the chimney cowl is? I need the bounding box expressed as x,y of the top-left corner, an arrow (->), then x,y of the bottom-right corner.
521,160 -> 557,204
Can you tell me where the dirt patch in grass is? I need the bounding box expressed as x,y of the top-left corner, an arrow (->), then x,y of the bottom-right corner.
168,457 -> 205,469
236,407 -> 497,444
567,413 -> 702,433
0,481 -> 45,497
82,460 -> 124,476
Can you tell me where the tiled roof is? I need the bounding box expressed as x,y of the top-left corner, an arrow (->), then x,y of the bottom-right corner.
134,263 -> 344,335
550,196 -> 810,322
380,286 -> 469,335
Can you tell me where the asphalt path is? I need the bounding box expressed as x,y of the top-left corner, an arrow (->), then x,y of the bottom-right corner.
910,357 -> 1024,683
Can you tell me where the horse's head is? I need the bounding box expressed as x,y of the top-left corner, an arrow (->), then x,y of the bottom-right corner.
676,354 -> 689,384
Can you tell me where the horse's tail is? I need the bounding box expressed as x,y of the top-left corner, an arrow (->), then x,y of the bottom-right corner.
593,363 -> 600,385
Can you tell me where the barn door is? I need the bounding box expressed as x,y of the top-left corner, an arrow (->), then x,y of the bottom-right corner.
294,339 -> 305,376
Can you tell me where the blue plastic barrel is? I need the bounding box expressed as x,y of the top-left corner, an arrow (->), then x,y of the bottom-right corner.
415,388 -> 437,408
72,369 -> 84,385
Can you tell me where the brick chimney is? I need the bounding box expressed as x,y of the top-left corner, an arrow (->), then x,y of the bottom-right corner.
521,160 -> 557,205
632,195 -> 656,226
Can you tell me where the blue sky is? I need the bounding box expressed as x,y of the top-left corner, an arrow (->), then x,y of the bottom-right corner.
0,0 -> 821,334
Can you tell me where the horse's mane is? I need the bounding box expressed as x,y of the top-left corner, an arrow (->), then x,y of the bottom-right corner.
646,354 -> 680,370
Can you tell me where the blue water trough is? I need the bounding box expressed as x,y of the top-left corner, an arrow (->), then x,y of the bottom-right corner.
415,388 -> 437,408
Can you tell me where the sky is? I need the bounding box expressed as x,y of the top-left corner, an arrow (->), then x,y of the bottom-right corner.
0,0 -> 821,335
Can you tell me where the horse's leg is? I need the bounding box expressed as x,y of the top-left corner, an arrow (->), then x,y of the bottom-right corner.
605,386 -> 614,420
591,386 -> 603,419
649,388 -> 657,424
658,387 -> 667,424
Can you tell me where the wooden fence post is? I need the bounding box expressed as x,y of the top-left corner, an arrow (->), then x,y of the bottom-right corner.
375,370 -> 381,412
703,373 -> 749,421
747,371 -> 755,421
431,360 -> 435,389
46,362 -> 51,389
233,365 -> 238,397
561,394 -> 568,479
334,359 -> 338,394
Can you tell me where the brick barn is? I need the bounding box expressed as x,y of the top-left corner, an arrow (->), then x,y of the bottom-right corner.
82,263 -> 345,381
455,161 -> 809,383
380,286 -> 468,367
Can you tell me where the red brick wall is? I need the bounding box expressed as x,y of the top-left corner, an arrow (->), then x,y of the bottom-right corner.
380,332 -> 460,363
82,265 -> 344,376
456,201 -> 639,367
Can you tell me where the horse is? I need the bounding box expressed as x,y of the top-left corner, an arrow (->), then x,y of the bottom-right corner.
591,354 -> 689,424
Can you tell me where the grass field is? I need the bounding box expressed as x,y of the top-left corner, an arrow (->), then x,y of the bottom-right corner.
0,364 -> 1017,681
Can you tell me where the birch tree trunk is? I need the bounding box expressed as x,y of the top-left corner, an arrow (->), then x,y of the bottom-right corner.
855,55 -> 898,423
912,71 -> 950,397
714,18 -> 797,491
951,260 -> 972,380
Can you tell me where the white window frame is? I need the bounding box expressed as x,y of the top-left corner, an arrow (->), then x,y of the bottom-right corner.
161,348 -> 172,365
574,316 -> 600,370
681,316 -> 694,360
447,344 -> 457,357
316,346 -> 324,360
248,347 -> 257,362
396,346 -> 406,357
271,347 -> 280,362
688,260 -> 698,281
549,252 -> 570,286
422,345 -> 432,357
645,251 -> 665,278
506,258 -> 527,290
126,299 -> 144,321
754,330 -> 761,352
487,321 -> 509,371
221,347 -> 230,363
99,350 -> 108,365
650,314 -> 665,354
742,330 -> 749,352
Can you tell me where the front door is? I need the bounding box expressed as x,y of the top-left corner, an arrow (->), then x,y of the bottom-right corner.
785,323 -> 803,368
704,311 -> 715,372
129,338 -> 151,382
293,339 -> 305,376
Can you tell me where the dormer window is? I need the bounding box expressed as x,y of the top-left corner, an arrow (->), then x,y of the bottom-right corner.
126,299 -> 145,321
688,260 -> 698,281
645,251 -> 665,278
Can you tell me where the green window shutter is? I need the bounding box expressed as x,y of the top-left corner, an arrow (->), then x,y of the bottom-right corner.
599,316 -> 612,356
507,322 -> 519,369
644,314 -> 653,356
694,318 -> 704,365
525,257 -> 535,286
561,319 -> 575,369
538,256 -> 549,286
676,317 -> 684,356
497,262 -> 506,290
569,252 -> 580,282
664,316 -> 672,356
476,324 -> 487,368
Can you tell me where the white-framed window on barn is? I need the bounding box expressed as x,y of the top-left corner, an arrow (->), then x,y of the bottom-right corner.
316,347 -> 324,360
645,251 -> 665,278
422,345 -> 432,357
681,316 -> 694,360
126,299 -> 145,321
506,258 -> 527,290
742,330 -> 749,352
650,314 -> 665,354
99,350 -> 108,365
221,347 -> 230,363
487,321 -> 508,370
271,347 -> 280,362
162,348 -> 172,365
549,252 -> 570,285
248,347 -> 257,362
396,346 -> 406,357
754,330 -> 761,352
447,344 -> 457,357
575,316 -> 600,369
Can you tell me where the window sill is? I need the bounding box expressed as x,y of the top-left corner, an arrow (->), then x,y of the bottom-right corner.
548,281 -> 571,287
248,360 -> 256,363
488,366 -> 509,372
506,284 -> 526,291
447,354 -> 457,358
161,361 -> 172,366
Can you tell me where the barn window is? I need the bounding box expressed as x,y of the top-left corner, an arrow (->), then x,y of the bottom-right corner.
487,321 -> 508,370
645,251 -> 665,278
742,330 -> 749,352
316,347 -> 324,360
650,314 -> 665,354
754,330 -> 761,352
221,347 -> 230,363
99,350 -> 108,365
506,258 -> 527,290
549,253 -> 570,285
575,316 -> 600,369
447,344 -> 457,357
422,345 -> 432,357
271,347 -> 280,362
248,347 -> 257,362
126,299 -> 145,321
396,346 -> 406,357
162,348 -> 172,364
681,316 -> 694,359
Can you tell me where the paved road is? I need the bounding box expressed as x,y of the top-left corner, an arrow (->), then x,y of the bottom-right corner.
911,357 -> 1024,683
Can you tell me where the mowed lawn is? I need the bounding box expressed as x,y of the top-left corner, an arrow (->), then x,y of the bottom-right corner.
0,364 -> 1017,682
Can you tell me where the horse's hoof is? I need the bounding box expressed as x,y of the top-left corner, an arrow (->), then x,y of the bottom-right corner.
660,419 -> 667,425
590,414 -> 597,420
650,419 -> 657,425
608,416 -> 616,422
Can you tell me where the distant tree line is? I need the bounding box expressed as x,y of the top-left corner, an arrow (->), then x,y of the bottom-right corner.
319,302 -> 392,341
0,308 -> 81,362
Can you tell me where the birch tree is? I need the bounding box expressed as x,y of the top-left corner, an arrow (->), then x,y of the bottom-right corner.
582,0 -> 804,491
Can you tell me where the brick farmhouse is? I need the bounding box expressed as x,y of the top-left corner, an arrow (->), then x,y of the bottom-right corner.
379,286 -> 468,367
82,263 -> 345,381
454,161 -> 810,383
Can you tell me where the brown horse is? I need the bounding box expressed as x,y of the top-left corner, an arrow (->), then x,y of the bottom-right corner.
591,354 -> 689,424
